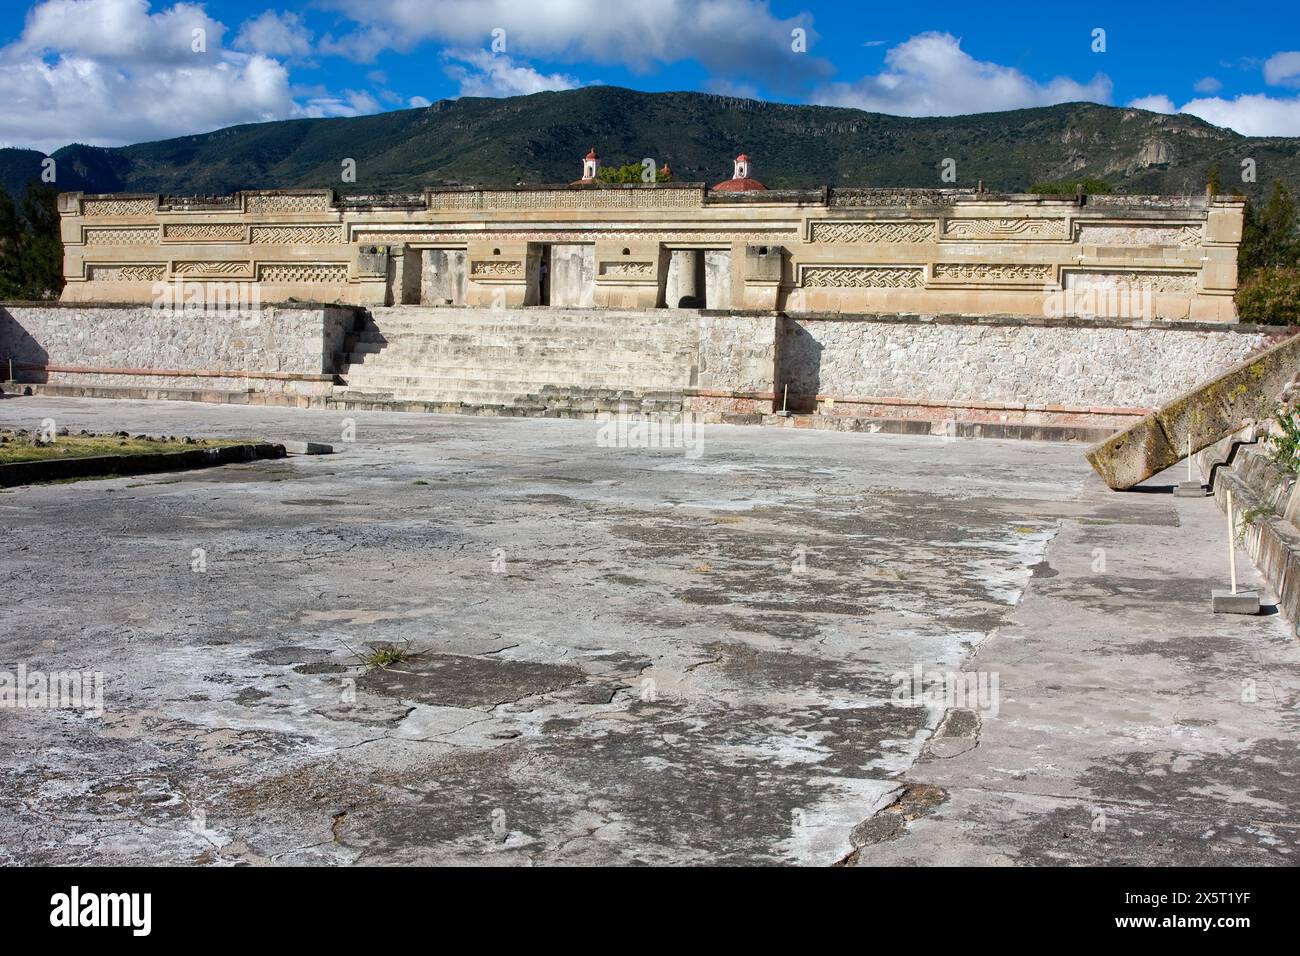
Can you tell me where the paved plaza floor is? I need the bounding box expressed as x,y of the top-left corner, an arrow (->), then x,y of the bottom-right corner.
1,396 -> 1296,865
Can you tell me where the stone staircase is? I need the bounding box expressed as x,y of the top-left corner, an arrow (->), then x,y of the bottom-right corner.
328,307 -> 699,416
1087,331 -> 1300,490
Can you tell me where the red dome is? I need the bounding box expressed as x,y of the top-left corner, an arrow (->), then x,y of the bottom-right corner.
712,177 -> 767,192
584,147 -> 599,160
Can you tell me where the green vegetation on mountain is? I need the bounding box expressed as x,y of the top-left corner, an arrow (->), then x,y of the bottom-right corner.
3,85 -> 1299,311
1,87 -> 1296,201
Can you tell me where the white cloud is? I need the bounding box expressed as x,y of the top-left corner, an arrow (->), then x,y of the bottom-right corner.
1127,94 -> 1176,114
11,0 -> 224,64
296,86 -> 382,118
1193,76 -> 1222,94
408,95 -> 431,108
1126,89 -> 1300,136
320,0 -> 833,91
234,10 -> 313,60
442,49 -> 581,98
811,32 -> 1112,116
1264,51 -> 1300,87
0,0 -> 361,152
1123,49 -> 1300,135
1181,93 -> 1300,136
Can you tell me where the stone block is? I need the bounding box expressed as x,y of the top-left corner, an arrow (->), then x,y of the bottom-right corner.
1211,589 -> 1260,614
743,244 -> 783,283
1084,413 -> 1178,491
282,440 -> 334,455
1174,481 -> 1207,497
354,244 -> 391,278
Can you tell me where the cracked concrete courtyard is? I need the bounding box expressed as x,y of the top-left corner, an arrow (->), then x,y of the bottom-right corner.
2,396 -> 1298,866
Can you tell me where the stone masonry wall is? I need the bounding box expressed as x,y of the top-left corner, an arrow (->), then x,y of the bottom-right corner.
57,188 -> 1243,322
2,304 -> 1286,430
780,316 -> 1285,411
696,314 -> 779,395
0,304 -> 355,394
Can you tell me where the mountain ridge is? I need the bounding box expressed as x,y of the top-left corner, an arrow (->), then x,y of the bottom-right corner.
2,86 -> 1297,201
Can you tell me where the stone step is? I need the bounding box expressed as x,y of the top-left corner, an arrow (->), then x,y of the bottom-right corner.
333,385 -> 684,406
345,330 -> 691,348
336,308 -> 698,410
342,372 -> 690,392
344,361 -> 689,378
360,312 -> 669,324
353,326 -> 684,343
343,362 -> 690,380
343,355 -> 690,374
366,308 -> 669,324
344,341 -> 692,360
356,314 -> 691,329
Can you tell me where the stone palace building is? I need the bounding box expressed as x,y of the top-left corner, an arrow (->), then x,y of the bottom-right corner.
57,150 -> 1241,322
0,150 -> 1281,441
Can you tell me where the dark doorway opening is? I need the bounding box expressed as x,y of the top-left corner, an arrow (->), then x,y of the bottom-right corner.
538,245 -> 551,306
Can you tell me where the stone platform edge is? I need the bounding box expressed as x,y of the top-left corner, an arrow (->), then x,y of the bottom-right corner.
0,442 -> 287,488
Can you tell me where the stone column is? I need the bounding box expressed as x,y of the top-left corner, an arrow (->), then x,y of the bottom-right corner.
675,249 -> 700,307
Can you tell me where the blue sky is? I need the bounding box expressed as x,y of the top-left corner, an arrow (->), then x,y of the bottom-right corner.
1,0 -> 1297,152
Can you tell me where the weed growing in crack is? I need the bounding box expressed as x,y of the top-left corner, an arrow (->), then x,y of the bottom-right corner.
342,639 -> 418,670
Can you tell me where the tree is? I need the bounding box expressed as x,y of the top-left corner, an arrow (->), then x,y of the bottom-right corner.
0,184 -> 26,300
1240,181 -> 1300,275
0,181 -> 63,302
1027,176 -> 1113,195
19,184 -> 63,300
1236,181 -> 1300,322
1207,165 -> 1222,196
596,162 -> 673,184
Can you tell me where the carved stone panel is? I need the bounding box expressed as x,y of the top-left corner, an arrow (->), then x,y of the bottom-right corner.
256,263 -> 349,283
173,261 -> 252,278
82,198 -> 156,217
809,221 -> 936,243
83,227 -> 158,245
932,263 -> 1054,283
250,225 -> 343,244
599,261 -> 655,277
163,223 -> 247,242
89,264 -> 166,281
244,193 -> 334,213
801,266 -> 925,288
941,218 -> 1069,241
1063,270 -> 1200,293
429,189 -> 703,211
1074,223 -> 1202,246
357,229 -> 792,244
469,260 -> 524,278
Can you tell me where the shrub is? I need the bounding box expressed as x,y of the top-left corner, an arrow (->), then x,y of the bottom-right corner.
1235,266 -> 1300,323
596,162 -> 672,184
1267,407 -> 1300,476
1027,176 -> 1113,195
1240,181 -> 1300,274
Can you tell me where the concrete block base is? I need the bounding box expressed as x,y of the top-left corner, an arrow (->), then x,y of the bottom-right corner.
1212,589 -> 1261,614
1175,481 -> 1208,497
283,440 -> 334,455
